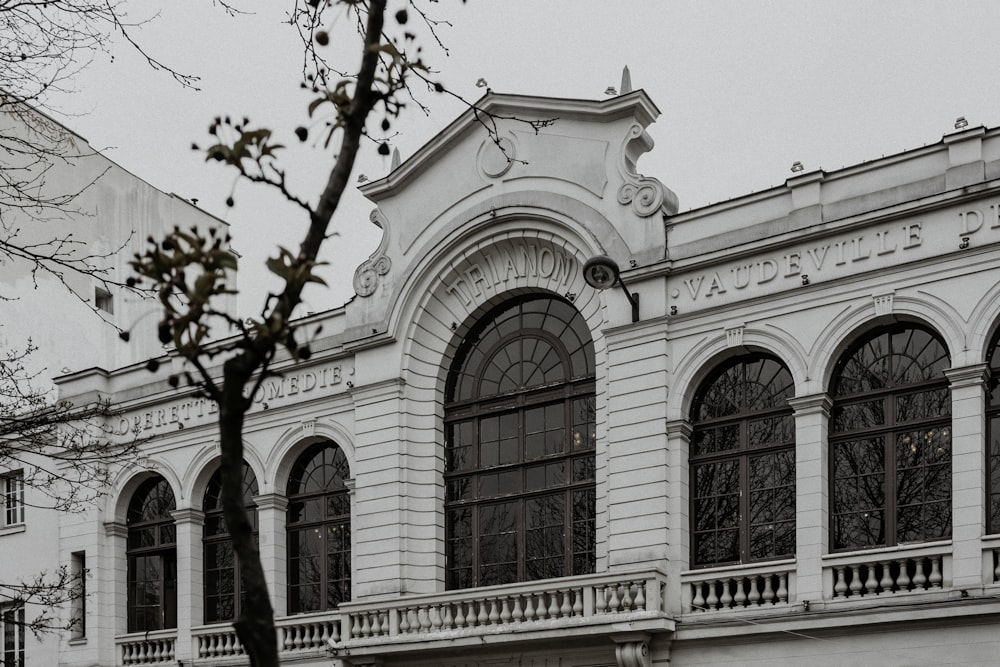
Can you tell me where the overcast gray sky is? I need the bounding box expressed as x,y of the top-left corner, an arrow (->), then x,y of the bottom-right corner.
52,1 -> 1000,314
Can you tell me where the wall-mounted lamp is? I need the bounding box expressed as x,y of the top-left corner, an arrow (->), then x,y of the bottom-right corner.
583,255 -> 639,323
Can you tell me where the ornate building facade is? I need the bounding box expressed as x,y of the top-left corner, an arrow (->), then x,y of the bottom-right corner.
13,87 -> 1000,666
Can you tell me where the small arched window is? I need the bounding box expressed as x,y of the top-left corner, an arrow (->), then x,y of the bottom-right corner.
445,296 -> 596,589
127,476 -> 177,632
830,324 -> 951,550
689,354 -> 796,567
286,442 -> 351,614
203,462 -> 259,623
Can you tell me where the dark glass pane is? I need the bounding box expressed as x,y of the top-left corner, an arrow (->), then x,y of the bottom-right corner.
748,414 -> 794,448
572,488 -> 595,575
831,399 -> 884,433
896,388 -> 951,422
891,328 -> 950,385
287,442 -> 350,496
572,397 -> 596,450
525,494 -> 565,580
446,421 -> 475,472
128,477 -> 176,524
479,502 -> 517,586
692,424 -> 740,456
447,477 -> 474,502
834,333 -> 890,396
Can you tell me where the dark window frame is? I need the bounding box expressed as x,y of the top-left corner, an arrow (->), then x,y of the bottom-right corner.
688,353 -> 797,568
829,324 -> 952,552
202,463 -> 259,624
285,442 -> 351,615
984,326 -> 1000,534
444,296 -> 596,590
126,476 -> 177,633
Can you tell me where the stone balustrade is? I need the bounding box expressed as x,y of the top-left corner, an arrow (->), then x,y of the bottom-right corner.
824,543 -> 950,599
190,611 -> 343,661
117,630 -> 176,665
682,561 -> 794,613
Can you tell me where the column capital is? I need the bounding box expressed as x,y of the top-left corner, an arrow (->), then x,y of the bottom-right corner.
103,520 -> 127,538
787,393 -> 833,416
944,363 -> 989,389
253,493 -> 289,512
666,419 -> 692,439
170,508 -> 205,525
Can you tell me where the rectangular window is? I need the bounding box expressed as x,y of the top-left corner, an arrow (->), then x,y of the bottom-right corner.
1,606 -> 25,667
71,552 -> 86,639
2,474 -> 24,526
94,287 -> 114,314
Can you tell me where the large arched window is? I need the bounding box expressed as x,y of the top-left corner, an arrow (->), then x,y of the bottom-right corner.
286,442 -> 351,614
203,462 -> 259,623
127,476 -> 177,632
444,296 -> 596,589
830,324 -> 951,551
985,328 -> 1000,533
689,354 -> 796,567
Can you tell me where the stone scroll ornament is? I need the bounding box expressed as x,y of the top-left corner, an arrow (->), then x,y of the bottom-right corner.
617,122 -> 679,218
353,209 -> 393,297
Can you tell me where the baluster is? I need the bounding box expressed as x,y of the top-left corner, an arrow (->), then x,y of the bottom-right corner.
350,613 -> 361,640
400,607 -> 411,633
220,633 -> 230,656
777,573 -> 788,604
912,558 -> 927,590
633,583 -> 645,611
929,556 -> 942,588
443,603 -> 455,630
490,597 -> 502,624
513,595 -> 524,622
320,622 -> 331,645
361,613 -> 372,637
833,566 -> 847,598
994,549 -> 1000,583
733,578 -> 747,607
762,576 -> 775,605
595,586 -> 608,613
500,597 -> 512,624
548,591 -> 560,617
371,613 -> 382,636
849,564 -> 863,597
330,619 -> 341,644
719,578 -> 733,610
466,601 -> 478,627
430,605 -> 443,630
748,577 -> 761,607
573,587 -> 585,616
420,605 -> 432,632
692,582 -> 706,612
879,560 -> 894,593
706,580 -> 719,611
560,589 -> 573,617
152,640 -> 162,661
863,564 -> 879,596
609,584 -> 622,611
477,600 -> 490,626
535,594 -> 548,620
524,595 -> 536,621
897,559 -> 911,591
620,583 -> 633,611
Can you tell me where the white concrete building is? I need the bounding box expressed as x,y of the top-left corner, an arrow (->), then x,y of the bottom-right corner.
14,87 -> 1000,666
0,101 -> 230,667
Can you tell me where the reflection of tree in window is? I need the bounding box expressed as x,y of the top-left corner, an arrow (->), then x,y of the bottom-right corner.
203,462 -> 258,623
127,476 -> 177,632
830,325 -> 951,550
988,328 -> 1000,533
690,354 -> 796,567
445,296 -> 595,589
286,442 -> 351,613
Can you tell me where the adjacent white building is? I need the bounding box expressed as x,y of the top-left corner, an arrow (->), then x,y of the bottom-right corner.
9,86 -> 1000,666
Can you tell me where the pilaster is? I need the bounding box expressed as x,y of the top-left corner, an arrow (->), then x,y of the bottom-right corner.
101,520 -> 127,667
944,364 -> 989,587
171,508 -> 204,661
664,419 -> 692,616
254,493 -> 289,615
787,393 -> 833,603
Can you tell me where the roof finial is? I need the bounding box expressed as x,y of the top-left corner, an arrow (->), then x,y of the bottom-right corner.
391,147 -> 401,170
620,66 -> 632,95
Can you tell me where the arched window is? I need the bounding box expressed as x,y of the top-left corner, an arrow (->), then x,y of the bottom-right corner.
127,476 -> 177,632
985,328 -> 1000,533
830,324 -> 951,550
444,296 -> 596,589
286,442 -> 351,614
203,462 -> 259,623
689,354 -> 796,567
